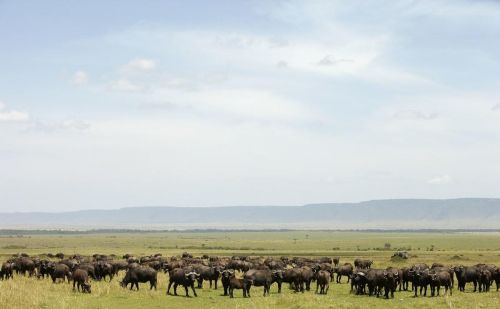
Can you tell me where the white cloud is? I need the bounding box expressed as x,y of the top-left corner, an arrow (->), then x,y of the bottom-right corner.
317,55 -> 353,66
31,119 -> 91,132
108,78 -> 144,92
0,101 -> 30,122
492,103 -> 500,111
72,70 -> 88,86
123,58 -> 156,71
427,175 -> 453,185
276,60 -> 288,68
392,110 -> 438,120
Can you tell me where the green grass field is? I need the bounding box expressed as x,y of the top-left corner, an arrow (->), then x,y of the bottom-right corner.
1,231 -> 499,308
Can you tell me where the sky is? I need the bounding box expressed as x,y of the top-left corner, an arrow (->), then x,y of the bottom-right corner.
1,0 -> 500,212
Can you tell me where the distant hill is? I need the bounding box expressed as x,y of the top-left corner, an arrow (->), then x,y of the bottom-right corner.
0,198 -> 499,230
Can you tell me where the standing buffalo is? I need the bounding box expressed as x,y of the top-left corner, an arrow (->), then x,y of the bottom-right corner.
315,270 -> 330,294
334,263 -> 353,283
282,268 -> 303,292
120,267 -> 157,291
229,277 -> 244,298
221,269 -> 234,296
51,264 -> 72,283
454,266 -> 479,292
354,259 -> 373,269
365,269 -> 396,298
430,271 -> 452,296
410,268 -> 431,297
167,268 -> 200,297
1,262 -> 14,280
243,269 -> 280,297
194,265 -> 221,289
332,257 -> 340,267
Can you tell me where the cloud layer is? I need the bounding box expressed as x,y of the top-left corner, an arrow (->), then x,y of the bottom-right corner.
1,0 -> 500,211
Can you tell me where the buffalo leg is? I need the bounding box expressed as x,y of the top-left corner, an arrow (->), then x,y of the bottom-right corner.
167,281 -> 173,295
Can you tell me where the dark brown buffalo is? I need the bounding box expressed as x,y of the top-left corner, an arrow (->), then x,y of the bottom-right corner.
332,257 -> 340,267
51,264 -> 72,283
121,266 -> 157,291
478,269 -> 492,292
229,277 -> 244,298
454,266 -> 479,292
354,259 -> 373,269
334,263 -> 353,283
194,265 -> 222,289
167,268 -> 199,297
1,262 -> 14,280
315,270 -> 330,294
72,269 -> 91,293
282,268 -> 303,292
430,271 -> 452,296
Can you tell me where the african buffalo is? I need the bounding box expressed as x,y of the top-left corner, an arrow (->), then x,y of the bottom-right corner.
120,266 -> 157,291
72,269 -> 91,293
430,270 -> 452,296
315,270 -> 330,294
167,268 -> 200,297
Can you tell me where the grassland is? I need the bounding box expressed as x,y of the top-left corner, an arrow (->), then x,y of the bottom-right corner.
1,231 -> 499,308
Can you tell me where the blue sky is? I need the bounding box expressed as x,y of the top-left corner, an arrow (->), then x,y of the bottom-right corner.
1,0 -> 500,211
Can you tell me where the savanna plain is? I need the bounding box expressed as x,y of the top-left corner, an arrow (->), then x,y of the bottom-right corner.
1,231 -> 499,309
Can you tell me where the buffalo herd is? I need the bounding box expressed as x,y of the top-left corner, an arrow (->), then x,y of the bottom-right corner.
1,253 -> 500,300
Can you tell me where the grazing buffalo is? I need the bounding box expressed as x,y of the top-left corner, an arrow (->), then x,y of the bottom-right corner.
72,269 -> 91,293
315,270 -> 330,295
120,267 -> 157,291
167,268 -> 200,297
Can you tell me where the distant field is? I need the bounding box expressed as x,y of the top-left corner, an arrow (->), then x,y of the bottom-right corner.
1,231 -> 499,308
